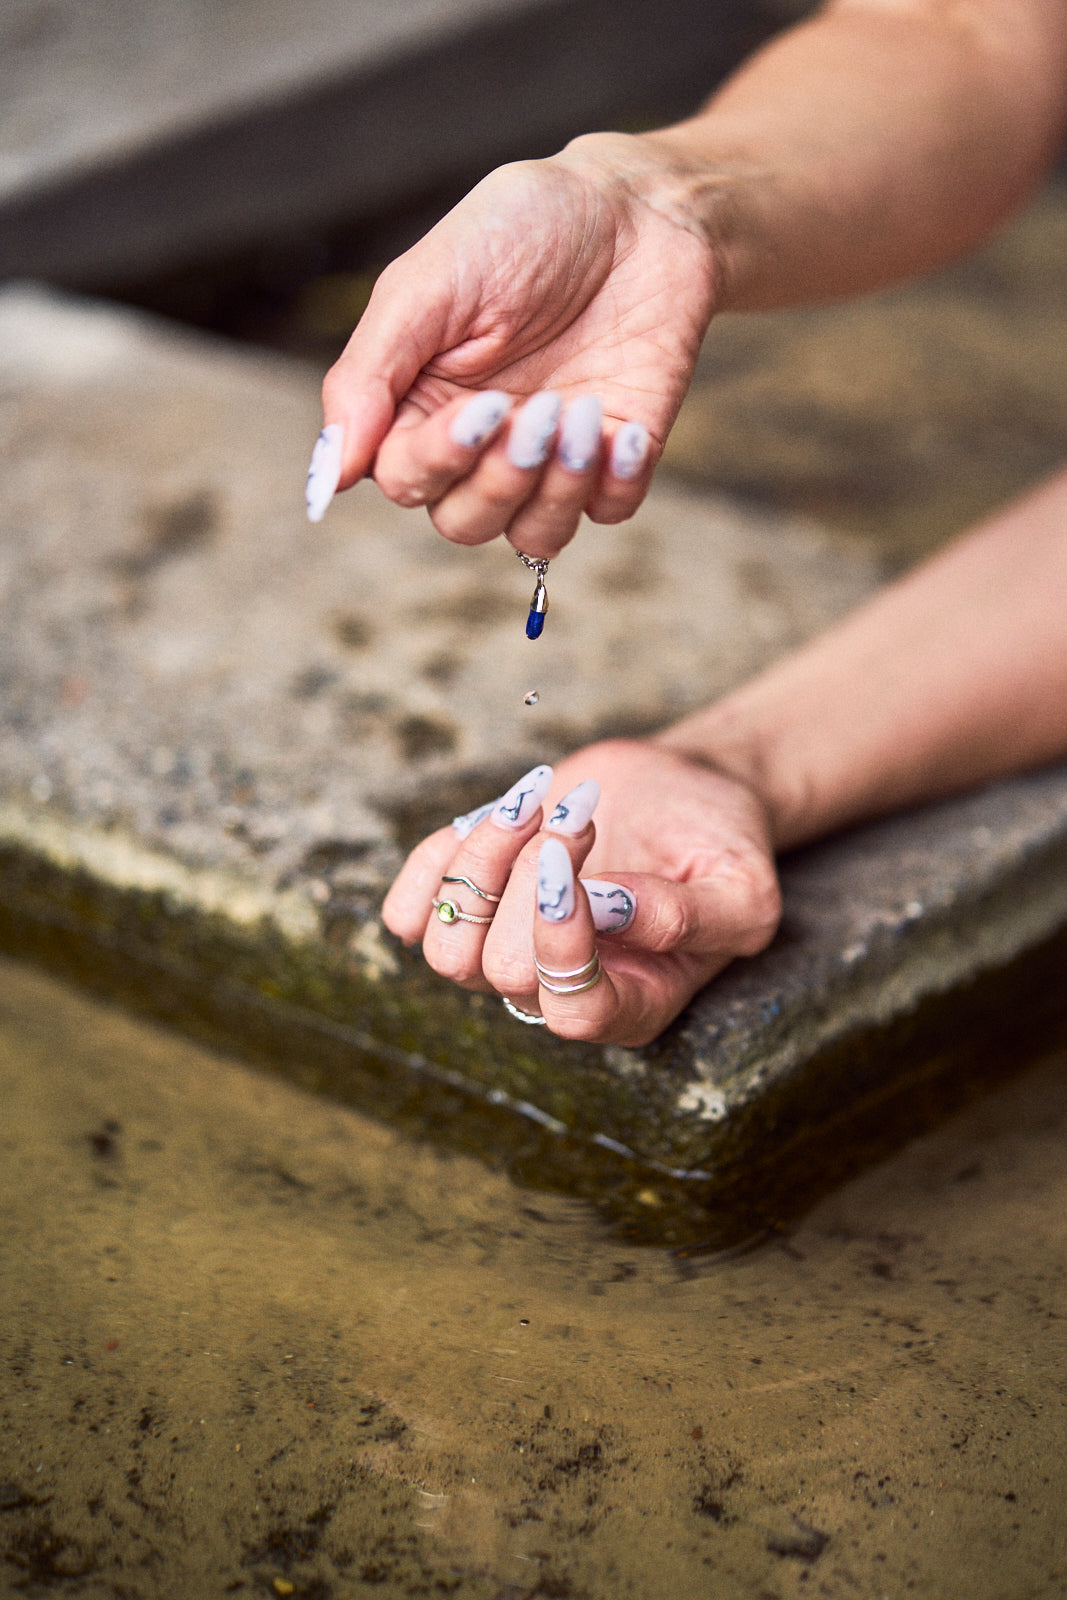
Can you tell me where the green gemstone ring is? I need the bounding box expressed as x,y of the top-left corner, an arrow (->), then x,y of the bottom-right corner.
431,897 -> 494,927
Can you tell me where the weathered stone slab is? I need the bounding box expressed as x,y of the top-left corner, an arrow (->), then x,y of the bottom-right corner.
2,284 -> 1066,1245
0,0 -> 803,288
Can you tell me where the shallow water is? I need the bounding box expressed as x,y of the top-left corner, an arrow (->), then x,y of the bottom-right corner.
1,953 -> 1065,1598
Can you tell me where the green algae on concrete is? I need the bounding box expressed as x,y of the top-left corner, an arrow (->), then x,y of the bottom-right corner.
3,283 -> 1067,1244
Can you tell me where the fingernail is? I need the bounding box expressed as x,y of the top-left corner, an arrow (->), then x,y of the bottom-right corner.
507,392 -> 562,470
491,764 -> 553,830
537,836 -> 575,923
582,879 -> 636,933
451,798 -> 500,839
546,779 -> 600,836
306,423 -> 344,522
557,395 -> 603,473
610,421 -> 649,481
450,390 -> 511,450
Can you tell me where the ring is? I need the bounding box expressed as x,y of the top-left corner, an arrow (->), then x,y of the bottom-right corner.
536,952 -> 602,995
535,954 -> 600,983
440,874 -> 501,904
431,897 -> 495,926
502,996 -> 547,1025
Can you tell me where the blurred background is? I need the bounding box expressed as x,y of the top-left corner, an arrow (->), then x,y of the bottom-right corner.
2,0 -> 1065,561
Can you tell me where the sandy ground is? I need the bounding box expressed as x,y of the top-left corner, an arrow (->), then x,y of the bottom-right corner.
1,953 -> 1065,1599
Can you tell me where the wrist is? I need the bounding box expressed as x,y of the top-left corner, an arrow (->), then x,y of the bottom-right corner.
554,129 -> 729,309
652,694 -> 813,853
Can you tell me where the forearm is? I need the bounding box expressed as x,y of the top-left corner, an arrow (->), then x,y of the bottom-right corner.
656,469 -> 1067,849
641,0 -> 1067,309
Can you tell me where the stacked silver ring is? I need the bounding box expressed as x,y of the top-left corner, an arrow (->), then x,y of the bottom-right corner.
432,872 -> 501,926
534,951 -> 602,995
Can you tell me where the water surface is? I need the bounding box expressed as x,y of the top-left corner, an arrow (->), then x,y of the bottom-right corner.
1,954 -> 1065,1597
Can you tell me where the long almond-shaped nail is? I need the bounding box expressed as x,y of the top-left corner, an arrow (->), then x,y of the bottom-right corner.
610,421 -> 650,481
306,423 -> 344,522
450,391 -> 511,450
546,779 -> 600,836
582,879 -> 636,933
491,764 -> 553,830
558,395 -> 603,473
537,836 -> 575,923
451,797 -> 503,839
507,392 -> 562,470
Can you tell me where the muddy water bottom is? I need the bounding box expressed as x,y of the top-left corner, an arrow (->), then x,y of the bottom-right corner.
1,955 -> 1065,1599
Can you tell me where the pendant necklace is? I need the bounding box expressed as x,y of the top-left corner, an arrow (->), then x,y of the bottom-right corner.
515,550 -> 548,706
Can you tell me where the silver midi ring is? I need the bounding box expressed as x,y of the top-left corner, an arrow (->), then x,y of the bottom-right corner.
432,897 -> 495,927
440,873 -> 501,904
502,996 -> 548,1025
535,953 -> 600,983
536,952 -> 602,995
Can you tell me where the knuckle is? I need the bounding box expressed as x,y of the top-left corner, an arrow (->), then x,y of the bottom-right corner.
546,1007 -> 607,1043
483,950 -> 535,994
424,941 -> 479,984
428,504 -> 488,545
727,857 -> 782,955
642,896 -> 690,954
374,462 -> 428,507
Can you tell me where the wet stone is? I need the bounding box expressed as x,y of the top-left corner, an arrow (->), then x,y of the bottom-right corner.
2,283 -> 1067,1243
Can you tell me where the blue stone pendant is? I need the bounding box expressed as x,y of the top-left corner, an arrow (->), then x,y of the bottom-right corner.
517,551 -> 550,641
526,578 -> 548,639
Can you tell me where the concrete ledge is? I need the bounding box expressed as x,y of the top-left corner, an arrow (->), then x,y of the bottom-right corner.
3,284 -> 1066,1245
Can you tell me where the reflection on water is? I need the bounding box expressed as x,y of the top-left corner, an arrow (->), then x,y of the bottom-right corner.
1,954 -> 1065,1597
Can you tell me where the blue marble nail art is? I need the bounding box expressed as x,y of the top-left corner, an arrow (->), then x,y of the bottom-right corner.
306,423 -> 344,522
537,836 -> 575,921
491,764 -> 553,829
583,880 -> 636,932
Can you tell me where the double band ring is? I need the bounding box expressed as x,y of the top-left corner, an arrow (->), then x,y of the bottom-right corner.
432,871 -> 501,926
535,951 -> 602,995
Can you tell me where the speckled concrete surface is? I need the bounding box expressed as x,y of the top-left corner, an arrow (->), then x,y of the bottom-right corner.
2,281 -> 1067,1238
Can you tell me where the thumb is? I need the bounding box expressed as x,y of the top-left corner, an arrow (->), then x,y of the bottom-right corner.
318,256 -> 457,490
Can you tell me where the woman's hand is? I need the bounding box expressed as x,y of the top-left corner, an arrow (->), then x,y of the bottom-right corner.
381,740 -> 781,1048
309,133 -> 719,559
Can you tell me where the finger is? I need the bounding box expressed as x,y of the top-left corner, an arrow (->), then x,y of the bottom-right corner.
427,392 -> 563,546
532,836 -> 622,1040
381,826 -> 464,944
504,395 -> 604,560
482,776 -> 599,1000
585,420 -> 656,525
317,259 -> 455,497
380,787 -> 511,942
421,764 -> 553,988
372,390 -> 513,510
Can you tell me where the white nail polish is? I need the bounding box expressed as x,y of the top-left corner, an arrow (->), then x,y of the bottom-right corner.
450,391 -> 511,450
547,779 -> 600,836
610,421 -> 650,481
491,764 -> 553,830
582,879 -> 636,932
507,393 -> 562,470
557,395 -> 603,473
538,836 -> 575,922
451,798 -> 501,839
306,423 -> 344,522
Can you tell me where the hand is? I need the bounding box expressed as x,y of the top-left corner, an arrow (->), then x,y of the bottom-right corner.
381,740 -> 781,1047
312,133 -> 719,558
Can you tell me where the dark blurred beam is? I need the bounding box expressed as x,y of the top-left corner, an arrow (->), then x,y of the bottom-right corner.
0,0 -> 803,289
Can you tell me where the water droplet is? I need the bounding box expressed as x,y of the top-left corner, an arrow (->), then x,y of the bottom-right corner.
523,690 -> 540,706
